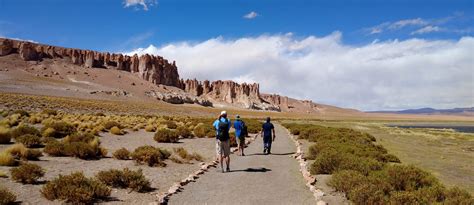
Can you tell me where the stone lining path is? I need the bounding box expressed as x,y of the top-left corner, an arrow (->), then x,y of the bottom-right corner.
168,124 -> 315,205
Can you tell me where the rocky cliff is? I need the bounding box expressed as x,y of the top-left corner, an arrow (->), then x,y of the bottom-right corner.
0,38 -> 278,111
0,38 -> 180,87
180,79 -> 279,110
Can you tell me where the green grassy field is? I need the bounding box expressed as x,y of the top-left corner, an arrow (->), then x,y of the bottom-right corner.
282,119 -> 474,194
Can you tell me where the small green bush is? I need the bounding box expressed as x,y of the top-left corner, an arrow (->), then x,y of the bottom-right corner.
22,149 -> 43,160
154,128 -> 179,143
41,121 -> 75,138
386,165 -> 438,192
96,168 -> 151,192
113,148 -> 130,160
10,162 -> 45,184
0,187 -> 16,204
41,172 -> 111,203
176,125 -> 193,138
43,140 -> 67,156
193,124 -> 212,138
444,187 -> 473,205
0,127 -> 12,144
173,147 -> 204,162
104,121 -> 120,130
144,124 -> 156,132
329,170 -> 366,193
131,145 -> 170,167
10,124 -> 40,139
165,121 -> 178,129
15,134 -> 42,148
63,132 -> 95,144
109,126 -> 123,135
13,109 -> 29,117
0,152 -> 16,166
41,109 -> 57,116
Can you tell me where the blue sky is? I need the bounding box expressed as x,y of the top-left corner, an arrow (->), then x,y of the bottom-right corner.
1,0 -> 472,51
1,0 -> 473,110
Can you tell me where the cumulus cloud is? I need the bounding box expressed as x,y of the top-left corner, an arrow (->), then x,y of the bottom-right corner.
123,0 -> 157,11
126,33 -> 474,111
411,26 -> 442,35
243,11 -> 258,19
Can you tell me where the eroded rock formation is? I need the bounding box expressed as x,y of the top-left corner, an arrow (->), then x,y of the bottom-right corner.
180,79 -> 279,110
0,38 -> 180,87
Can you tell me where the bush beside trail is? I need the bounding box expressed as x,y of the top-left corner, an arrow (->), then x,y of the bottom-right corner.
283,123 -> 473,205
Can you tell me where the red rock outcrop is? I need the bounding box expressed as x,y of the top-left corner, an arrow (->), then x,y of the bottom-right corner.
0,38 -> 180,87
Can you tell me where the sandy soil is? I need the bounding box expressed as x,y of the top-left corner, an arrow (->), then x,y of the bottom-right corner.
0,130 -> 216,204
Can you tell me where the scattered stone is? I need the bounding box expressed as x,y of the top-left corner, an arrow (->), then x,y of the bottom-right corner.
131,82 -> 136,86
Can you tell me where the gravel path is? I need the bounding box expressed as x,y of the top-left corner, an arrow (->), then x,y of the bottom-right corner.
168,124 -> 315,205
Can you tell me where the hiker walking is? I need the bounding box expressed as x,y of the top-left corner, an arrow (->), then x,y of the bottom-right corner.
233,115 -> 247,156
213,111 -> 231,172
261,117 -> 275,155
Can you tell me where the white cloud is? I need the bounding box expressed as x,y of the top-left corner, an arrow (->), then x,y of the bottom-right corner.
243,11 -> 258,19
388,18 -> 427,30
411,26 -> 442,35
126,33 -> 474,111
123,0 -> 157,11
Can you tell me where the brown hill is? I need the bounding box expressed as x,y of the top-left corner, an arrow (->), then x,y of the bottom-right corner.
0,37 -> 362,115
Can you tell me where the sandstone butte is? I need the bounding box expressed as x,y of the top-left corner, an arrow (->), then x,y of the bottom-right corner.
0,37 -> 312,111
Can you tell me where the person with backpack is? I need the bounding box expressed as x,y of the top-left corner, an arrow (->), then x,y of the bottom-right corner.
233,115 -> 247,156
213,111 -> 231,172
261,117 -> 275,155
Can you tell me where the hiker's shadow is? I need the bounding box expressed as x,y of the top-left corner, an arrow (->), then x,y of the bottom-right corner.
229,167 -> 271,173
246,152 -> 295,156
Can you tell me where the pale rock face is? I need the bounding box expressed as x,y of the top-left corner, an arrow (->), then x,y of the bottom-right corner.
261,94 -> 289,110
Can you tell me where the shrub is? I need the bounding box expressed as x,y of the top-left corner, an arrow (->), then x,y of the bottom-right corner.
63,132 -> 95,144
104,121 -> 120,130
41,121 -> 75,138
64,142 -> 98,159
245,119 -> 263,134
193,124 -> 212,138
0,152 -> 16,166
22,149 -> 43,160
44,137 -> 105,159
109,126 -> 123,135
389,191 -> 421,204
0,170 -> 7,178
113,148 -> 130,160
144,125 -> 156,132
13,109 -> 29,117
43,140 -> 67,156
154,128 -> 179,143
348,181 -> 388,205
0,127 -> 12,144
96,168 -> 151,192
172,147 -> 203,162
176,125 -> 193,138
131,145 -> 170,167
41,127 -> 56,138
10,163 -> 45,184
385,165 -> 438,192
329,170 -> 366,193
10,124 -> 40,139
444,187 -> 473,205
165,121 -> 178,129
41,109 -> 57,116
41,172 -> 111,203
5,144 -> 27,159
15,134 -> 42,148
0,187 -> 16,204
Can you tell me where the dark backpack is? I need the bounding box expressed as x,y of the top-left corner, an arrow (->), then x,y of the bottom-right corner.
217,119 -> 230,141
241,122 -> 248,137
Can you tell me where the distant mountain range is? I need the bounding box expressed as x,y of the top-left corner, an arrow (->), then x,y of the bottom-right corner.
367,107 -> 474,116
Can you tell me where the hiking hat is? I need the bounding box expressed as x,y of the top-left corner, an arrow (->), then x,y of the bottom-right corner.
221,111 -> 227,116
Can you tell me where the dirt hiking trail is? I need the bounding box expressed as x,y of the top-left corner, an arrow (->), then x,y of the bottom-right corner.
168,124 -> 315,205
